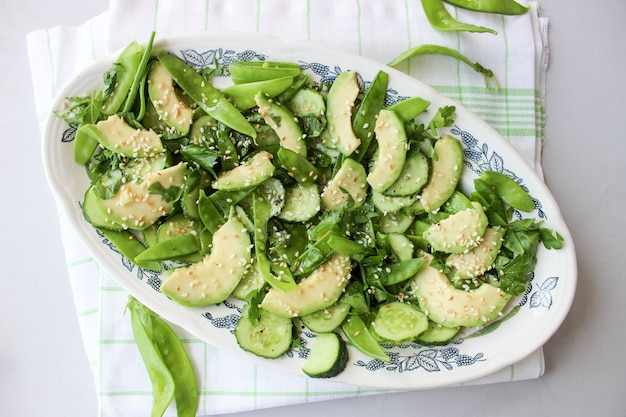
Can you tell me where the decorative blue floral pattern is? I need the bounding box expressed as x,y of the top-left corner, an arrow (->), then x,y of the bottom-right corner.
355,344 -> 485,374
179,48 -> 266,71
529,276 -> 559,309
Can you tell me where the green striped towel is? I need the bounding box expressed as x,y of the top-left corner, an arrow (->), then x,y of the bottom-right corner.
27,0 -> 549,415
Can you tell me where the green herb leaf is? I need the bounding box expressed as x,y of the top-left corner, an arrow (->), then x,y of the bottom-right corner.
148,182 -> 183,203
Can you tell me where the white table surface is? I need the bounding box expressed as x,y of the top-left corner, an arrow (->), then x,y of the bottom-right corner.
2,0 -> 625,416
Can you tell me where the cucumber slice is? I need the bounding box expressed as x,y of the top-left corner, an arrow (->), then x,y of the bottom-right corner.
415,321 -> 460,346
301,332 -> 349,378
371,301 -> 429,344
286,87 -> 327,138
384,150 -> 429,196
278,182 -> 320,222
82,187 -> 124,231
235,309 -> 293,359
370,190 -> 416,214
300,301 -> 351,333
387,233 -> 415,262
378,212 -> 414,234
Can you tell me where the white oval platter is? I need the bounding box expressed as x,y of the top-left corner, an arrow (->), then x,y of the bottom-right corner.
43,32 -> 577,390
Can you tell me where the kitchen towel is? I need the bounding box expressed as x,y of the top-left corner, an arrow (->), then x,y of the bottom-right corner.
27,0 -> 549,415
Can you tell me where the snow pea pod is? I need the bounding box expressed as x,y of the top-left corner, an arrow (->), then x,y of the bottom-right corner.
73,127 -> 99,165
444,0 -> 529,15
352,70 -> 388,161
479,171 -> 536,212
101,41 -> 145,115
97,228 -> 161,271
128,298 -> 175,417
157,51 -> 257,139
388,96 -> 430,123
277,147 -> 319,184
341,314 -> 390,361
198,189 -> 224,233
276,73 -> 309,103
388,44 -> 499,89
420,0 -> 498,35
228,61 -> 302,84
122,31 -> 155,113
134,234 -> 200,263
252,191 -> 298,291
150,312 -> 199,417
221,76 -> 294,110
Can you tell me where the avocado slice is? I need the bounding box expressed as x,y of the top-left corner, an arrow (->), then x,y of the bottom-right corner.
147,61 -> 194,135
161,214 -> 252,307
366,109 -> 407,193
320,158 -> 368,211
446,226 -> 505,280
94,162 -> 187,230
212,150 -> 275,191
420,135 -> 463,213
422,201 -> 488,254
260,253 -> 352,317
326,71 -> 361,156
78,114 -> 164,158
255,92 -> 306,157
410,254 -> 512,328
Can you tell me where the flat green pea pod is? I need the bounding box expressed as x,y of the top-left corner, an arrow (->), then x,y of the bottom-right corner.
341,314 -> 390,361
388,96 -> 430,123
228,61 -> 302,84
480,170 -> 536,212
122,31 -> 156,114
420,0 -> 498,35
157,51 -> 257,139
100,41 -> 146,115
252,191 -> 298,291
134,234 -> 200,263
277,147 -> 319,184
73,127 -> 100,165
444,0 -> 529,15
150,311 -> 199,417
128,298 -> 175,417
388,44 -> 499,89
352,70 -> 388,161
221,76 -> 295,110
97,228 -> 162,271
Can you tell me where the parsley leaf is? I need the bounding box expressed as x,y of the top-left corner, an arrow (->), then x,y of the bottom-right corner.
54,91 -> 104,127
429,105 -> 456,136
148,182 -> 183,203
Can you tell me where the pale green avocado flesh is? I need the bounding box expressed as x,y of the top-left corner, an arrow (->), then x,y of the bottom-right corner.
260,254 -> 352,317
161,215 -> 252,307
410,254 -> 511,328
